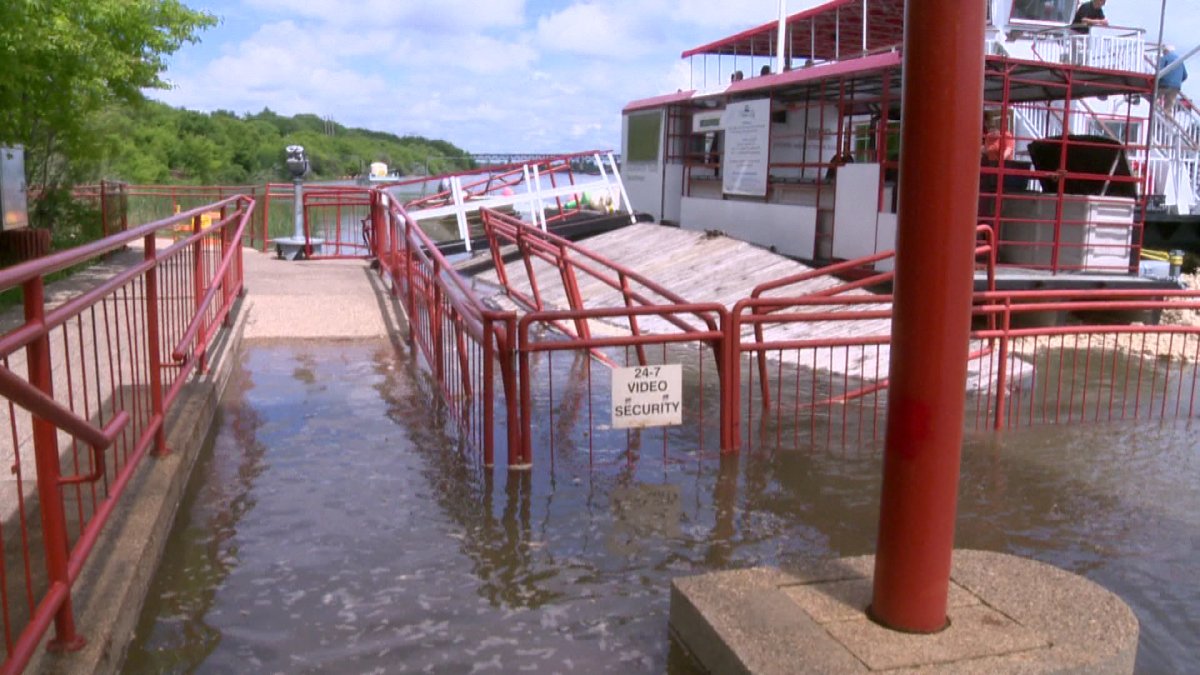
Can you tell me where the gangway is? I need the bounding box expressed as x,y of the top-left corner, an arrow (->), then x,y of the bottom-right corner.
390,152 -> 634,254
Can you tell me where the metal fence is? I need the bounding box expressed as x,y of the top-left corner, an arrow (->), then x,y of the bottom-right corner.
341,181 -> 1200,467
0,196 -> 251,673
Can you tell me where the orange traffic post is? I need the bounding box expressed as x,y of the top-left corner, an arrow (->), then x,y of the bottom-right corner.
870,0 -> 986,633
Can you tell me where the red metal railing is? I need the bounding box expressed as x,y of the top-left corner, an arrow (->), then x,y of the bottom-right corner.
516,306 -> 729,469
68,181 -> 128,238
374,192 -> 519,468
352,182 -> 1200,467
481,207 -> 731,457
0,195 -> 251,673
727,290 -> 1200,451
300,186 -> 374,259
975,290 -> 1200,429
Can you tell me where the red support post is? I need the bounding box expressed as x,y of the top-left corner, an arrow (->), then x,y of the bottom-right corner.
192,214 -> 208,373
23,278 -> 86,651
992,298 -> 1012,430
501,317 -> 521,464
262,182 -> 271,253
144,235 -> 170,456
373,193 -> 386,266
99,180 -> 109,237
220,205 -> 232,325
556,246 -> 590,340
237,199 -> 247,297
870,0 -> 986,633
482,318 -> 495,468
120,183 -> 129,233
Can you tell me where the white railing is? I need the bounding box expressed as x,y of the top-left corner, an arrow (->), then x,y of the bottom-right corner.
399,153 -> 635,252
1027,26 -> 1147,72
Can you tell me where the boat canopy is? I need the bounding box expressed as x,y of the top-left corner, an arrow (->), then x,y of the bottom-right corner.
625,52 -> 1153,114
680,0 -> 905,62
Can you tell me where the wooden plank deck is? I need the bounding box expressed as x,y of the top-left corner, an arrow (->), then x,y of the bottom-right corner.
472,223 -> 891,332
469,223 -> 1025,389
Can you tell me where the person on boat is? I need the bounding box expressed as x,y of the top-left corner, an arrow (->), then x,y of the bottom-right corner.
760,65 -> 772,76
1071,0 -> 1108,33
825,137 -> 855,182
1158,45 -> 1188,118
982,111 -> 1015,163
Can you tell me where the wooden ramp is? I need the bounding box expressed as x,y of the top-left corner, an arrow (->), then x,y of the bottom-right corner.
473,223 -> 891,333
470,223 -> 1024,390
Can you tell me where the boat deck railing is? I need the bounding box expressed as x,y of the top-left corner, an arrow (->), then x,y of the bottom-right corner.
1024,25 -> 1147,73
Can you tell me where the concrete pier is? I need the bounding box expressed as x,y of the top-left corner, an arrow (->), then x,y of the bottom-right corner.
670,550 -> 1138,674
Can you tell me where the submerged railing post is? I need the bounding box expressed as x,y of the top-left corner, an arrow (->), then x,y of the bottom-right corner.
725,306 -> 743,452
870,0 -> 985,633
23,277 -> 86,651
483,318 -> 496,468
993,298 -> 1012,430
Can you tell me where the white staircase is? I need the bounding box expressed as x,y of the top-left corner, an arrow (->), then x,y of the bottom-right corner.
992,30 -> 1200,213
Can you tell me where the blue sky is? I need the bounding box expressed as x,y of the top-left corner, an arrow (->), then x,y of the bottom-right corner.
151,1 -> 1199,154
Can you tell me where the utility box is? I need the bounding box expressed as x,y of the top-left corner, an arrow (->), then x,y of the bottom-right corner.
1,146 -> 29,231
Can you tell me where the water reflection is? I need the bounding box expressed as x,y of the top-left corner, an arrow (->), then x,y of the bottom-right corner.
127,342 -> 1199,673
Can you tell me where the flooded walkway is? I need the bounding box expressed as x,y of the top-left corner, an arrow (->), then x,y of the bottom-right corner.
126,339 -> 1200,673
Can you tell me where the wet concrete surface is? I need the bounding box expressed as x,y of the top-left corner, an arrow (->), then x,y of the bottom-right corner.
125,340 -> 1198,673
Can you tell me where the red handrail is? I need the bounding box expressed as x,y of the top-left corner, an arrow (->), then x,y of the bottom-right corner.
0,194 -> 252,674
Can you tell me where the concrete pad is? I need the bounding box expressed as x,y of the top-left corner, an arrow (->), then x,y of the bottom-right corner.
239,250 -> 399,340
670,550 -> 1138,674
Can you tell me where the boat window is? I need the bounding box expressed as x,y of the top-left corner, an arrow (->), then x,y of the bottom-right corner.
627,112 -> 663,163
1090,120 -> 1141,143
1009,0 -> 1076,25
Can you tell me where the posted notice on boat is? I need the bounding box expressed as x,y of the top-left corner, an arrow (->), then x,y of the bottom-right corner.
722,98 -> 771,197
611,364 -> 682,429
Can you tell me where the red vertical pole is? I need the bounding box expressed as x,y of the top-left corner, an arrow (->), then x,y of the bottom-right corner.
378,193 -> 391,264
870,0 -> 985,633
373,192 -> 386,263
237,199 -> 247,296
192,214 -> 208,374
24,278 -> 85,650
99,180 -> 109,238
388,205 -> 399,296
144,235 -> 169,456
482,318 -> 495,469
120,183 -> 129,233
262,183 -> 271,253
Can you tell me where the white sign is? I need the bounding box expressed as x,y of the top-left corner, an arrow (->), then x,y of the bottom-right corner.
722,98 -> 771,196
611,364 -> 683,429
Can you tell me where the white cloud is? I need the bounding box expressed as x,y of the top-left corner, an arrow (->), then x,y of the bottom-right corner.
535,4 -> 652,59
244,0 -> 528,32
388,33 -> 538,75
670,0 -> 788,29
154,21 -> 390,115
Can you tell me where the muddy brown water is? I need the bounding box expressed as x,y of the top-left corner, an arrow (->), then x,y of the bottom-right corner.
125,341 -> 1198,673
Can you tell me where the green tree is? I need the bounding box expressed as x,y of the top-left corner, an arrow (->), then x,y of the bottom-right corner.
0,0 -> 216,187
